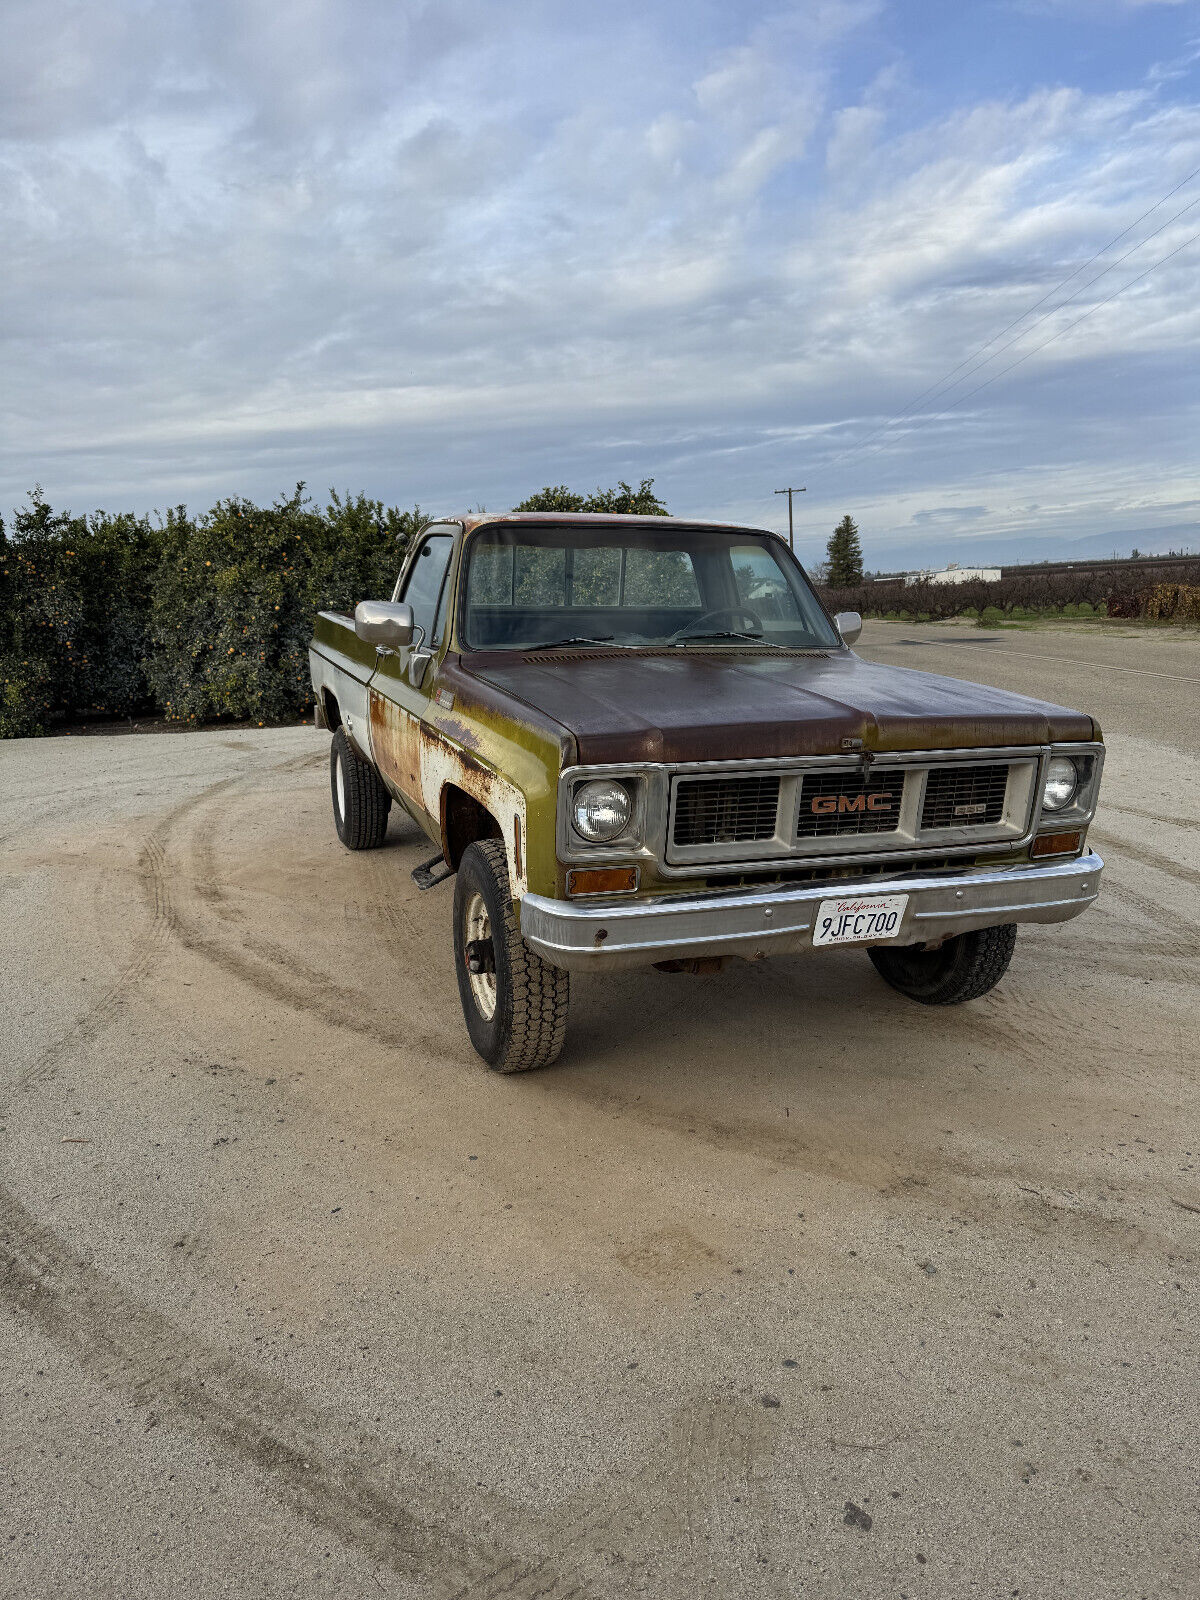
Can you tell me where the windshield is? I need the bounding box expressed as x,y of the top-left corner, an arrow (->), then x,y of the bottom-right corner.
462,524 -> 840,652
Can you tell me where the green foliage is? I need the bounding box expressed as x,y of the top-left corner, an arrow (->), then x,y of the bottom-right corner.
2,474 -> 682,735
826,515 -> 864,588
147,486 -> 427,726
514,486 -> 586,512
0,489 -> 166,735
515,478 -> 669,515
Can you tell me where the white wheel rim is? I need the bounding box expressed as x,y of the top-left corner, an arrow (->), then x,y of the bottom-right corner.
464,891 -> 497,1021
335,747 -> 346,820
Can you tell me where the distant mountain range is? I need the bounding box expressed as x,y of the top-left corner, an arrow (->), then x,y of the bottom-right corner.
856,521 -> 1199,575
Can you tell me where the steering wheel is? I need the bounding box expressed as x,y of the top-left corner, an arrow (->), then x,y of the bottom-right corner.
669,605 -> 765,643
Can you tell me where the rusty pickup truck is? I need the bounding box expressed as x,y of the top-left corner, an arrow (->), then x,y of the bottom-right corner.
309,513 -> 1103,1070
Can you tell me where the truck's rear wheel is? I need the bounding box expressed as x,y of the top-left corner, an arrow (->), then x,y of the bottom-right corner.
868,923 -> 1017,1005
453,839 -> 569,1072
330,727 -> 391,850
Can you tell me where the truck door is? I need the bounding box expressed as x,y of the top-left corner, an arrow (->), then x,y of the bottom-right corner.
368,529 -> 457,818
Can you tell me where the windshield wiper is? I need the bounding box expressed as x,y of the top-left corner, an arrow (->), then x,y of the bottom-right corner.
671,630 -> 784,648
524,635 -> 636,651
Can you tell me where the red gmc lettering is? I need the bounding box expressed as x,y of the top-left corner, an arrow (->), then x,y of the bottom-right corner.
811,791 -> 895,814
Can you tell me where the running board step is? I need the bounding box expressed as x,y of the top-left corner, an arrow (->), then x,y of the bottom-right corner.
412,854 -> 455,891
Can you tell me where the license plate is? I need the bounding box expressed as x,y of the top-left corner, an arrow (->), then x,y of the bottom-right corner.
812,893 -> 908,947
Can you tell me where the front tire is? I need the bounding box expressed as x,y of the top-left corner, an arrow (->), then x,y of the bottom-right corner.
453,839 -> 570,1072
330,727 -> 391,850
868,923 -> 1017,1005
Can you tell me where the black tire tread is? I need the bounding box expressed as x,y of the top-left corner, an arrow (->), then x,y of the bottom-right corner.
331,727 -> 391,850
461,840 -> 569,1072
868,922 -> 1017,1006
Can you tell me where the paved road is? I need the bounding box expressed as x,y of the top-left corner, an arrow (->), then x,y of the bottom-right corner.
2,623 -> 1197,1599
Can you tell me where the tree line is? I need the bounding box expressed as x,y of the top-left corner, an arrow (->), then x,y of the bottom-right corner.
0,479 -> 665,737
2,481 -> 1195,738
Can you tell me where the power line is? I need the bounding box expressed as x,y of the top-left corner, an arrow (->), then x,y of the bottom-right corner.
888,162 -> 1200,408
816,162 -> 1200,477
823,223 -> 1200,476
899,191 -> 1198,414
922,224 -> 1200,413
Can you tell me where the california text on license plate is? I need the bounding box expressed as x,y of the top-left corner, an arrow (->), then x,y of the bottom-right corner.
812,893 -> 909,947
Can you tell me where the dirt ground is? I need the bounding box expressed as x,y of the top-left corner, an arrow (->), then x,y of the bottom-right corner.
2,621 -> 1196,1599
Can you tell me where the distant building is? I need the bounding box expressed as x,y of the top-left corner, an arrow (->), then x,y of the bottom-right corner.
903,562 -> 1001,587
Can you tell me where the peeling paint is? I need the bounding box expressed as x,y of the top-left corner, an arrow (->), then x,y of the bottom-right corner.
369,691 -> 423,805
419,724 -> 528,896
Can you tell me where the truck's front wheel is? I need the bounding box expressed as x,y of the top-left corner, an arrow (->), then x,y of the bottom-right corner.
330,728 -> 391,850
453,839 -> 570,1072
867,923 -> 1017,1005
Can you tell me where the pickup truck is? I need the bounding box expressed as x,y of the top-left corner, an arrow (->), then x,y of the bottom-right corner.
309,513 -> 1103,1071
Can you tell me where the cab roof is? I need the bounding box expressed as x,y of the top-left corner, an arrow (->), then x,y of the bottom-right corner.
437,511 -> 783,538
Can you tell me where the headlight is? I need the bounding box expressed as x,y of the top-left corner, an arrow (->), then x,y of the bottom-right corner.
1042,755 -> 1079,812
572,779 -> 632,842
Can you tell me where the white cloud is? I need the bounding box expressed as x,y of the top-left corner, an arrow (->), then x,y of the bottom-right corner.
0,0 -> 1198,565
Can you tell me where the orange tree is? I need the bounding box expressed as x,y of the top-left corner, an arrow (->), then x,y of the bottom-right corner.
147,486 -> 426,726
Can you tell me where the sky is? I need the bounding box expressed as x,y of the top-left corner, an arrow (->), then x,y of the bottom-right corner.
2,0 -> 1199,571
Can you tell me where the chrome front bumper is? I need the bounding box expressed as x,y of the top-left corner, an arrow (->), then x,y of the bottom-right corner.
519,852 -> 1103,971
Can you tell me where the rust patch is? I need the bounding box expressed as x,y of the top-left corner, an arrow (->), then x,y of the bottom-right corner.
513,814 -> 523,880
437,715 -> 484,754
419,720 -> 496,796
369,691 -> 422,807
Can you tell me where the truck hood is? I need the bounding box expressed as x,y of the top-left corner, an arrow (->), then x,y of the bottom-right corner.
467,649 -> 1096,764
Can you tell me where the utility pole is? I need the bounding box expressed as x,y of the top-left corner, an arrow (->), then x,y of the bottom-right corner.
774,486 -> 805,550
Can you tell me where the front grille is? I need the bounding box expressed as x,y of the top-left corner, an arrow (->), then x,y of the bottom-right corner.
673,775 -> 780,847
795,768 -> 903,839
921,763 -> 1010,830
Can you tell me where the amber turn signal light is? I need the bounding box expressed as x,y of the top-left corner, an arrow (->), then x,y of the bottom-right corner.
567,866 -> 639,896
1031,830 -> 1082,858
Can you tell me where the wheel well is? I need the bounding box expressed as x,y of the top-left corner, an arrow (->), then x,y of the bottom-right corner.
322,689 -> 343,731
442,785 -> 502,870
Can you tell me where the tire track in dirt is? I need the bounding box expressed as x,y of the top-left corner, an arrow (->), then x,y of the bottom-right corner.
10,779 -> 237,1100
0,1180 -> 779,1597
1091,829 -> 1200,892
165,773 -> 460,1065
0,1181 -> 592,1598
1100,802 -> 1200,834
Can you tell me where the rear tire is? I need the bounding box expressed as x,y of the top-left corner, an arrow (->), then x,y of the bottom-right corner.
453,839 -> 570,1072
330,727 -> 391,850
868,923 -> 1017,1005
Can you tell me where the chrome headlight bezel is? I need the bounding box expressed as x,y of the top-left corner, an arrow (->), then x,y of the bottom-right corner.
556,764 -> 669,864
1037,744 -> 1104,828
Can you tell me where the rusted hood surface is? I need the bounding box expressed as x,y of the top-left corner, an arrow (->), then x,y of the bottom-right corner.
466,650 -> 1096,764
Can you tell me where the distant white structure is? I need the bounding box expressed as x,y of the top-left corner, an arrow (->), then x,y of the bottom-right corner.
903,561 -> 1001,587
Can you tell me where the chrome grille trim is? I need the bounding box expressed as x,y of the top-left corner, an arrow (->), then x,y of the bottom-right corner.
921,763 -> 1010,830
555,745 -> 1103,880
674,775 -> 782,847
663,748 -> 1044,869
796,769 -> 903,839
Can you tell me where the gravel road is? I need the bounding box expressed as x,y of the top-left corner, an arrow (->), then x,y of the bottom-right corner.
2,622 -> 1196,1599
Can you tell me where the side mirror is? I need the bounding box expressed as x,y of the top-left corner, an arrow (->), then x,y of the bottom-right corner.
355,600 -> 415,650
834,610 -> 862,645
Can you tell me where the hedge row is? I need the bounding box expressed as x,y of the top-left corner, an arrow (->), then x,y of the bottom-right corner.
818,561 -> 1200,625
0,487 -> 425,738
4,487 -> 1198,739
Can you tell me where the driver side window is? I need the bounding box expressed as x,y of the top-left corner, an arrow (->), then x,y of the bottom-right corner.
731,545 -> 802,621
399,533 -> 455,647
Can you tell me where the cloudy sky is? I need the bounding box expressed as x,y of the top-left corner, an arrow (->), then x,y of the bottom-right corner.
3,0 -> 1199,568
